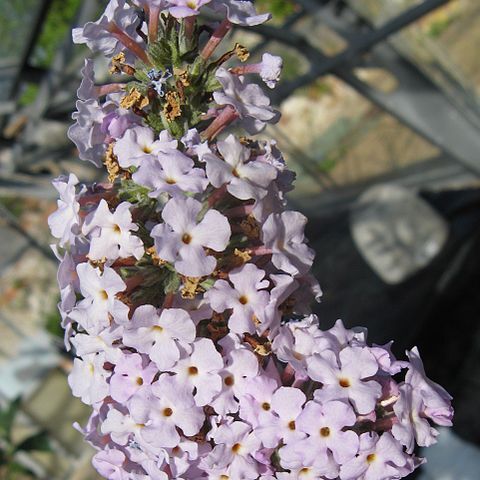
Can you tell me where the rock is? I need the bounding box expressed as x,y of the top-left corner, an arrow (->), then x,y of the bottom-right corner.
350,184 -> 448,284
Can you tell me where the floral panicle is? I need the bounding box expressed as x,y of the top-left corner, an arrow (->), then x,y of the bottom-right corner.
49,1 -> 453,479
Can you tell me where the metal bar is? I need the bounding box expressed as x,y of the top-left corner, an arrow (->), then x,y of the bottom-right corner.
264,0 -> 452,103
0,203 -> 56,262
336,62 -> 480,176
7,0 -> 54,101
28,0 -> 98,120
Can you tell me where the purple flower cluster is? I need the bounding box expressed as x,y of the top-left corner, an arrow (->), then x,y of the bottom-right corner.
49,1 -> 453,479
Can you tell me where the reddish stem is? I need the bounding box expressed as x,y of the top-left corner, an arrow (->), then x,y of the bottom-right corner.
200,19 -> 232,60
124,274 -> 145,294
112,257 -> 137,267
201,105 -> 239,141
109,22 -> 150,65
224,204 -> 255,218
281,363 -> 296,385
163,292 -> 174,309
185,16 -> 196,40
250,246 -> 273,256
78,191 -> 117,208
95,83 -> 125,97
230,64 -> 260,76
208,184 -> 228,207
148,5 -> 161,43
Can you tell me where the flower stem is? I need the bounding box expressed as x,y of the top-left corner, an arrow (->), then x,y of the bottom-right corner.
95,83 -> 125,97
148,5 -> 161,44
185,16 -> 196,40
201,105 -> 239,141
200,19 -> 232,61
109,22 -> 151,65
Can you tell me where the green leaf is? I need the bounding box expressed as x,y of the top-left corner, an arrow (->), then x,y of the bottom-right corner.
146,113 -> 165,133
147,40 -> 171,70
118,179 -> 151,205
164,271 -> 181,294
5,461 -> 35,479
15,431 -> 51,453
0,397 -> 21,441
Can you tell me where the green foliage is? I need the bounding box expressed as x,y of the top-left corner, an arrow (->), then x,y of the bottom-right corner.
0,398 -> 52,479
18,84 -> 40,107
164,269 -> 181,294
427,16 -> 455,38
32,0 -> 83,67
0,398 -> 21,440
0,197 -> 25,218
15,431 -> 51,454
118,179 -> 153,206
281,49 -> 305,82
148,40 -> 174,70
44,305 -> 63,339
0,0 -> 40,56
256,0 -> 296,21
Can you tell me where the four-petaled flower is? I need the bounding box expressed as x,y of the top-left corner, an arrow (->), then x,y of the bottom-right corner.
151,196 -> 231,277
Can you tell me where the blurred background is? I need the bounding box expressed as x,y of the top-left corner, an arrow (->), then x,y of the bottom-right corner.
1,0 -> 480,478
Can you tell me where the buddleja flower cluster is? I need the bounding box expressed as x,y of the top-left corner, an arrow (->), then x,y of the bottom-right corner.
48,1 -> 453,478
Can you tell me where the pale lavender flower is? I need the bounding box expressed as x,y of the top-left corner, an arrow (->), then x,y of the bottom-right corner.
210,0 -> 271,26
72,263 -> 128,334
238,375 -> 279,427
129,374 -> 204,448
171,338 -> 224,406
92,449 -> 129,480
405,347 -> 453,426
370,342 -> 408,376
214,68 -> 279,133
101,104 -> 142,139
68,99 -> 107,167
206,263 -> 270,334
309,346 -> 382,415
278,457 -> 337,480
82,199 -> 144,261
74,410 -> 107,451
122,305 -> 196,370
109,352 -> 158,403
71,325 -> 123,363
261,211 -> 315,276
72,0 -> 141,57
257,139 -> 295,194
101,407 -> 147,447
114,126 -> 178,169
256,387 -> 307,448
163,438 -> 200,477
234,53 -> 283,89
205,421 -> 262,479
201,134 -> 277,200
279,441 -> 340,479
151,196 -> 231,277
132,149 -> 208,198
392,384 -> 439,453
167,0 -> 212,17
59,285 -> 76,351
78,58 -> 96,101
258,53 -> 283,88
68,352 -> 110,405
261,273 -> 298,336
48,173 -> 82,247
181,128 -> 211,158
340,432 -> 409,480
55,249 -> 80,291
295,400 -> 359,465
272,314 -> 329,378
210,347 -> 259,415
